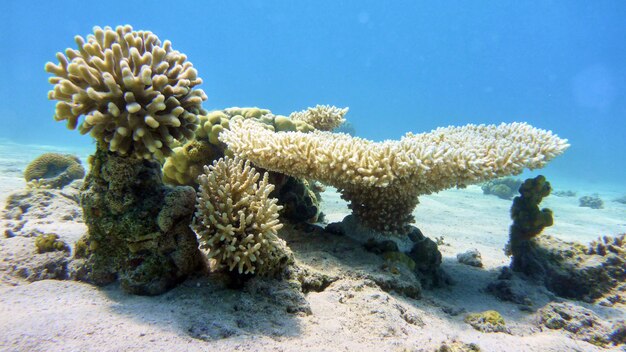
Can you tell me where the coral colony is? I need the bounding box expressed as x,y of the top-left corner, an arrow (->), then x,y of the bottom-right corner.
45,25 -> 570,294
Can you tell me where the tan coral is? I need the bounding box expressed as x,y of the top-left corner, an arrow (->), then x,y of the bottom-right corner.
289,105 -> 348,131
24,153 -> 85,189
45,25 -> 206,159
220,119 -> 569,233
192,156 -> 292,275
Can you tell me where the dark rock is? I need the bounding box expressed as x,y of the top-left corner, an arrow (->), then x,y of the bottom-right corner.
486,279 -> 532,306
511,235 -> 625,301
364,238 -> 399,254
407,232 -> 450,288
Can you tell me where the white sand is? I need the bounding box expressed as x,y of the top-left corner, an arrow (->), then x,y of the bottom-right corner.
1,142 -> 625,352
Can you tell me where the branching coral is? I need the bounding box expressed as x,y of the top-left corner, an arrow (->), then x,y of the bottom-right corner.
45,25 -> 206,159
220,119 -> 569,233
192,156 -> 292,275
289,105 -> 348,131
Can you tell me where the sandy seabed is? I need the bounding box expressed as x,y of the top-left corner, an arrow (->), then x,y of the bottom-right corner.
0,141 -> 625,352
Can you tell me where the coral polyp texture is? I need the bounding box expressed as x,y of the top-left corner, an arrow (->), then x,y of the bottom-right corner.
45,25 -> 206,159
193,156 -> 292,276
289,105 -> 348,131
221,119 -> 569,233
24,153 -> 85,189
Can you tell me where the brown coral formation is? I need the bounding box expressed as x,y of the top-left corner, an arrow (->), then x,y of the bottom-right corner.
45,25 -> 206,159
24,153 -> 85,189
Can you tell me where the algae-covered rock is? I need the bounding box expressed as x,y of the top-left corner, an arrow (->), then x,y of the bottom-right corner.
464,310 -> 510,334
436,340 -> 482,352
481,177 -> 522,200
76,145 -> 203,295
34,233 -> 70,253
24,153 -> 85,189
579,194 -> 604,209
456,249 -> 483,268
537,302 -> 623,347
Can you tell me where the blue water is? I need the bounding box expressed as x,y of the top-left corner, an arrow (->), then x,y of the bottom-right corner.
1,1 -> 625,189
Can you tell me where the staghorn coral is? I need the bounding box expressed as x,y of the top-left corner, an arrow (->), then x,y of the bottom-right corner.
289,105 -> 348,131
24,153 -> 85,189
45,25 -> 206,159
220,119 -> 569,233
192,156 -> 292,276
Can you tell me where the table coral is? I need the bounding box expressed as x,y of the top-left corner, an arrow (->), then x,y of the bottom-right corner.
220,119 -> 569,233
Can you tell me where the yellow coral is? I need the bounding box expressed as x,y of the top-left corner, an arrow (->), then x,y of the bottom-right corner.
220,119 -> 569,233
45,25 -> 206,159
192,156 -> 291,275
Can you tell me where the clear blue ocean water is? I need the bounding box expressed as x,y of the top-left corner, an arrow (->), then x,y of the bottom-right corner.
1,1 -> 625,191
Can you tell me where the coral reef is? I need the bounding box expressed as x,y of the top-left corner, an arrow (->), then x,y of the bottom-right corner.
45,25 -> 206,159
24,153 -> 85,189
162,106 -> 317,188
192,156 -> 292,276
579,194 -> 604,209
463,310 -> 510,334
614,195 -> 626,204
480,177 -> 522,200
76,147 -> 203,295
507,179 -> 625,301
586,234 -> 625,256
538,302 -> 625,347
330,215 -> 448,288
288,105 -> 348,131
221,119 -> 568,233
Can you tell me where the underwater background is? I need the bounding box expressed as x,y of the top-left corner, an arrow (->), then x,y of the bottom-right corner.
1,0 -> 625,190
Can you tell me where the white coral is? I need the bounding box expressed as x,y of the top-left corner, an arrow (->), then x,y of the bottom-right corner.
221,119 -> 569,233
